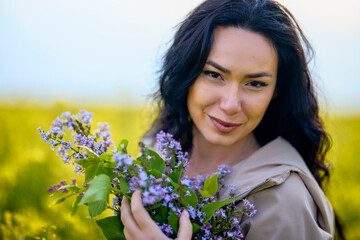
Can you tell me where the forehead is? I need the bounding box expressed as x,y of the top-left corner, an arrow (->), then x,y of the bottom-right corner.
208,27 -> 278,73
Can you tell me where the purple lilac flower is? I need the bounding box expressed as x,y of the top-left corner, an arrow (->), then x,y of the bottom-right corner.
201,223 -> 212,239
230,216 -> 239,225
78,110 -> 94,125
156,131 -> 189,172
186,206 -> 197,219
37,127 -> 50,143
142,190 -> 159,205
95,122 -> 111,140
61,111 -> 71,119
156,223 -> 173,237
112,152 -> 133,173
50,127 -> 62,136
141,183 -> 175,207
218,165 -> 231,176
41,111 -> 115,169
214,208 -> 227,218
74,164 -> 85,174
229,184 -> 236,197
129,177 -> 139,191
112,196 -> 120,215
243,199 -> 257,217
180,177 -> 191,187
47,179 -> 77,193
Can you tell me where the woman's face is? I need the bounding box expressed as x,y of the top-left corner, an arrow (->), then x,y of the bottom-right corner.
187,27 -> 278,146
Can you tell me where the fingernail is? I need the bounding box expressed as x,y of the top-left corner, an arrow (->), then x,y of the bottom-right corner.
183,209 -> 189,218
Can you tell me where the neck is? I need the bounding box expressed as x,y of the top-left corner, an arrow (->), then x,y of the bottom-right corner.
185,131 -> 260,178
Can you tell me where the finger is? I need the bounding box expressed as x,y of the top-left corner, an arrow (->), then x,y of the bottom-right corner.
176,210 -> 192,240
131,190 -> 160,232
120,196 -> 141,235
123,228 -> 131,240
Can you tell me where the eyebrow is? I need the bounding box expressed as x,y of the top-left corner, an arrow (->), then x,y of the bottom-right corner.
206,60 -> 231,74
245,72 -> 273,78
205,60 -> 273,78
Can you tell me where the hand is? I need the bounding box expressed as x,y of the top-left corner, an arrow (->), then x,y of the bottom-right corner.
121,190 -> 193,240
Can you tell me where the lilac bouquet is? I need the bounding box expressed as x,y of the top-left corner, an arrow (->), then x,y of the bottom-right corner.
38,110 -> 256,240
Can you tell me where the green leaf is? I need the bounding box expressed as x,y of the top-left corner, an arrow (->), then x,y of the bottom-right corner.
146,147 -> 166,174
119,177 -> 130,194
198,189 -> 212,199
96,215 -> 125,240
153,214 -> 164,224
78,145 -> 99,157
88,202 -> 107,218
57,185 -> 80,192
100,152 -> 114,162
85,163 -> 117,184
148,169 -> 163,179
79,174 -> 111,217
51,196 -> 66,206
168,208 -> 179,235
201,197 -> 243,223
181,188 -> 198,208
203,173 -> 218,195
157,206 -> 169,224
197,174 -> 218,199
168,178 -> 198,208
168,171 -> 181,183
168,178 -> 180,189
192,223 -> 201,234
177,161 -> 185,176
167,161 -> 184,184
117,139 -> 128,153
71,195 -> 83,216
76,158 -> 102,168
85,164 -> 98,184
97,165 -> 117,181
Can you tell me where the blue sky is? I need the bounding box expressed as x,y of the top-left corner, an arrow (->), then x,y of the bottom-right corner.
0,0 -> 359,112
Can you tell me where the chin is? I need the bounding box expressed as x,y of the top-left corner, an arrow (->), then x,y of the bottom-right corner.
204,132 -> 239,146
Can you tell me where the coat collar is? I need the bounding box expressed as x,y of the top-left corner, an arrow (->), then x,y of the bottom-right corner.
220,136 -> 334,235
221,136 -> 312,200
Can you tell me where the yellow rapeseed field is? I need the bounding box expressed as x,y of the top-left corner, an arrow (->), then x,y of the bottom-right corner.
0,104 -> 359,239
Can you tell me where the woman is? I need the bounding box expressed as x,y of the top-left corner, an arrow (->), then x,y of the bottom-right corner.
121,0 -> 344,239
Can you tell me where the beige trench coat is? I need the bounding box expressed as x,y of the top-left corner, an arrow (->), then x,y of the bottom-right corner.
220,137 -> 335,239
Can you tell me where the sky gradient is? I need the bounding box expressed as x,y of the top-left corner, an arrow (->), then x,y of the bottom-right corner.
0,0 -> 359,112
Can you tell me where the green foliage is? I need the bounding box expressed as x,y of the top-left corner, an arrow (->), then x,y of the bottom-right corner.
79,174 -> 112,217
199,173 -> 218,198
117,139 -> 129,154
168,209 -> 180,236
146,147 -> 166,174
0,104 -> 359,239
119,177 -> 130,195
0,104 -> 152,239
181,188 -> 198,208
96,215 -> 125,240
78,156 -> 117,184
202,198 -> 242,223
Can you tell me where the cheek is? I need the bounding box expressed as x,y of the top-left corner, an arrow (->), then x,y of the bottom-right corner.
188,80 -> 220,112
243,94 -> 273,119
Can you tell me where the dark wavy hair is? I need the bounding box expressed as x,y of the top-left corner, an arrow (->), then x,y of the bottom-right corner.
146,0 -> 344,237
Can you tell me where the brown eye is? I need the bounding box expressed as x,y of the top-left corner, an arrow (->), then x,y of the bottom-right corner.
247,81 -> 268,88
203,71 -> 223,80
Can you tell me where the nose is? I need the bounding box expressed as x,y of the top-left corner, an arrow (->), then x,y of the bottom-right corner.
219,85 -> 242,115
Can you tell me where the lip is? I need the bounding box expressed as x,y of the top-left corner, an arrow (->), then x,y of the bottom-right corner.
208,115 -> 242,133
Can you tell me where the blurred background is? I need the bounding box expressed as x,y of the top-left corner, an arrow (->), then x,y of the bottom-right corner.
0,0 -> 359,239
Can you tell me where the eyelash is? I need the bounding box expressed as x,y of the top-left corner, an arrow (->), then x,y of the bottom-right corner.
246,81 -> 268,88
203,70 -> 223,80
203,70 -> 269,88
